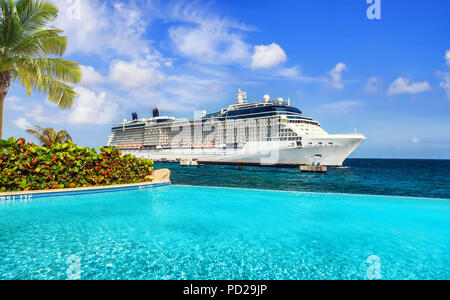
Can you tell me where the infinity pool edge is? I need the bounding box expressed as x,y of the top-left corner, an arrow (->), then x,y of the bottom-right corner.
172,184 -> 450,202
0,180 -> 171,200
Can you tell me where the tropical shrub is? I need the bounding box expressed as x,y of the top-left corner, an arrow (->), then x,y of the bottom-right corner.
0,138 -> 154,192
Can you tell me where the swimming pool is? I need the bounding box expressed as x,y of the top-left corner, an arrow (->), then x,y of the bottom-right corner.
0,185 -> 448,280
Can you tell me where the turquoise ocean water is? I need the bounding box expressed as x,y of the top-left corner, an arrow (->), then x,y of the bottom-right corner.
0,184 -> 449,280
156,159 -> 450,199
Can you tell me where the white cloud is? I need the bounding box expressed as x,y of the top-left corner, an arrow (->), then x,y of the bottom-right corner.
277,66 -> 300,77
163,74 -> 225,109
387,77 -> 431,95
365,77 -> 380,94
13,117 -> 32,130
6,96 -> 51,123
5,96 -> 24,111
260,66 -> 321,83
109,60 -> 165,89
52,0 -> 155,59
327,63 -> 347,90
6,88 -> 117,126
319,100 -> 362,114
411,138 -> 420,144
80,65 -> 105,86
440,72 -> 450,99
169,23 -> 250,65
68,87 -> 119,124
28,105 -> 50,123
16,100 -> 64,125
6,97 -> 55,125
251,43 -> 287,69
167,1 -> 252,65
169,1 -> 255,31
445,50 -> 450,66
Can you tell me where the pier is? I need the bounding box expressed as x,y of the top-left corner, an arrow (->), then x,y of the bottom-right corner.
153,159 -> 304,168
299,165 -> 328,173
179,159 -> 199,166
198,161 -> 303,169
154,159 -> 327,172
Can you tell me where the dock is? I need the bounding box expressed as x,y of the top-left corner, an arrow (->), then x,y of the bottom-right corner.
152,159 -> 327,173
197,161 -> 305,168
179,159 -> 199,166
299,165 -> 328,173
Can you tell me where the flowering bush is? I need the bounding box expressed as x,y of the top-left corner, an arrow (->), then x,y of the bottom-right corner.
0,138 -> 154,192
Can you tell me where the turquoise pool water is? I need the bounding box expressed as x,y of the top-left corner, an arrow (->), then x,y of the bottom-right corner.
0,185 -> 449,280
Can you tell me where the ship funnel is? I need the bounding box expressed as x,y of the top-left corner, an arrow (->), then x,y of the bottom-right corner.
153,108 -> 160,118
132,112 -> 138,121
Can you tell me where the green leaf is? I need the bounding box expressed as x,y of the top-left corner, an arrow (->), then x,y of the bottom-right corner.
20,179 -> 28,189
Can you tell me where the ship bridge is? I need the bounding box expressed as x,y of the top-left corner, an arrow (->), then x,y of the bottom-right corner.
204,90 -> 313,122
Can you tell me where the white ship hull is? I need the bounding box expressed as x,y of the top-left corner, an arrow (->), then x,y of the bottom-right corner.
121,134 -> 365,166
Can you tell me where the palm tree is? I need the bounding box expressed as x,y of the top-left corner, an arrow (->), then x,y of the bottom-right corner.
0,0 -> 82,139
26,125 -> 71,147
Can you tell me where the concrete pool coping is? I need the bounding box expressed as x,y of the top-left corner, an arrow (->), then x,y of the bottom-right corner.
0,179 -> 171,200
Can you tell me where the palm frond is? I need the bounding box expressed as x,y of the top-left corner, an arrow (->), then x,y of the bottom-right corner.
55,129 -> 71,143
12,56 -> 81,83
26,125 -> 49,146
10,29 -> 67,57
48,127 -> 56,145
13,55 -> 81,108
26,125 -> 71,147
39,75 -> 78,109
0,0 -> 24,50
15,0 -> 58,35
38,58 -> 81,84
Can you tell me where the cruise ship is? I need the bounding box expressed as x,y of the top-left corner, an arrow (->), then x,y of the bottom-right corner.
107,90 -> 366,166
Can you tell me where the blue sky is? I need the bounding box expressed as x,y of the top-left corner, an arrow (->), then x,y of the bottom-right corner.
3,0 -> 450,158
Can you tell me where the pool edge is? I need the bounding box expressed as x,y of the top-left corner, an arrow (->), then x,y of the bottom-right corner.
0,180 -> 171,200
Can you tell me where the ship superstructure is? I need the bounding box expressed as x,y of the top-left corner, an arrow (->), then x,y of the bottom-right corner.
107,90 -> 366,166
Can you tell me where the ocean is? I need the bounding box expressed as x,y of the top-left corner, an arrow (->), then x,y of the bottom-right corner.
154,159 -> 450,199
